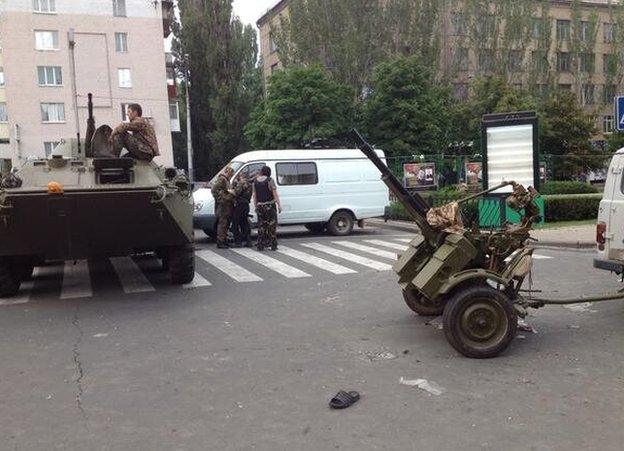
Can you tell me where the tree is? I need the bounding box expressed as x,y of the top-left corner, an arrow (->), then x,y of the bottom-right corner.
361,56 -> 454,156
605,131 -> 624,152
173,0 -> 262,179
244,66 -> 356,149
540,91 -> 599,179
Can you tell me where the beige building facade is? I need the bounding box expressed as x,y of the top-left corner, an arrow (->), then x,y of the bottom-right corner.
257,0 -> 624,142
0,0 -> 175,168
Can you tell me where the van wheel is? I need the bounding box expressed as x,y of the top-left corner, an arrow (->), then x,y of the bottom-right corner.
328,211 -> 354,236
305,223 -> 326,234
203,225 -> 217,241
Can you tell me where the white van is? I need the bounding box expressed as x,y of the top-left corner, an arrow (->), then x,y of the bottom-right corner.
595,149 -> 624,273
193,148 -> 389,238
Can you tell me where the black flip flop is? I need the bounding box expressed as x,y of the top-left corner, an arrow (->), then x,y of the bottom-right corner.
329,390 -> 360,409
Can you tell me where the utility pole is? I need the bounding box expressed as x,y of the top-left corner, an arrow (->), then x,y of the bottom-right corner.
184,55 -> 194,182
68,29 -> 81,155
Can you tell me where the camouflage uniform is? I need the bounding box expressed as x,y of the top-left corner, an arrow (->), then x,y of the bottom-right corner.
256,203 -> 278,250
211,174 -> 235,245
112,117 -> 160,161
231,178 -> 253,246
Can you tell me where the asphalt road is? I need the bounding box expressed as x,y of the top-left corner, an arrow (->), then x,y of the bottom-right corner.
1,226 -> 623,451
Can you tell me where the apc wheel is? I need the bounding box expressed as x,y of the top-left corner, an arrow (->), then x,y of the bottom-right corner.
305,223 -> 326,234
0,261 -> 21,298
169,245 -> 195,285
402,289 -> 445,316
14,257 -> 35,281
442,286 -> 517,359
327,211 -> 354,236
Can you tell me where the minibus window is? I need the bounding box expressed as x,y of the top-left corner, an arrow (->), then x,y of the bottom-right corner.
276,162 -> 318,185
208,161 -> 244,186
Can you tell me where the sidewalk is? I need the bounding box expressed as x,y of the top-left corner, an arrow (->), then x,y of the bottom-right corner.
366,218 -> 595,249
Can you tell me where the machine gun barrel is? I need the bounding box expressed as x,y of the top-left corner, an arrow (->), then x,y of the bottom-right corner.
84,93 -> 95,158
347,129 -> 437,245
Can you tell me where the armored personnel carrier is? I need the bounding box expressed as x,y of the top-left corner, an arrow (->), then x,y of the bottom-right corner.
0,95 -> 194,297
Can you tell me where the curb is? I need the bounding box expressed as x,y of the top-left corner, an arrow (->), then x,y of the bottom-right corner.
366,219 -> 594,250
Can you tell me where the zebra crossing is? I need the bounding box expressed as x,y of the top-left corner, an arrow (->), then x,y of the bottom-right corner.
0,236 -> 555,305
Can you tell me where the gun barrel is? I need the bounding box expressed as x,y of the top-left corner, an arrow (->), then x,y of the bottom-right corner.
348,129 -> 437,245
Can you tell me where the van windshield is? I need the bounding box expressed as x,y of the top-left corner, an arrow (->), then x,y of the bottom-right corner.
207,161 -> 244,186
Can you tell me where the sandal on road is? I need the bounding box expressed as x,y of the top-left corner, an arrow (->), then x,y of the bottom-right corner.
329,390 -> 360,409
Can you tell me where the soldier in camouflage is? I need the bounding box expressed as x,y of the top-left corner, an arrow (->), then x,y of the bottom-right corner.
211,166 -> 235,248
230,172 -> 254,248
252,166 -> 281,251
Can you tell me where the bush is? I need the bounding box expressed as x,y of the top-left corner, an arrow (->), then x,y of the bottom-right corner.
539,181 -> 599,195
542,194 -> 602,222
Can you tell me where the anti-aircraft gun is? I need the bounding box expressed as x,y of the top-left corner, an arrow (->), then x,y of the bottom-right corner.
348,130 -> 541,358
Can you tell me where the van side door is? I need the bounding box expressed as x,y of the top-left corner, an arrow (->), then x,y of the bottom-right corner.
274,162 -> 320,223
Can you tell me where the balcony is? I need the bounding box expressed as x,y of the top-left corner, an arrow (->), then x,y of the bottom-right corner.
162,0 -> 175,38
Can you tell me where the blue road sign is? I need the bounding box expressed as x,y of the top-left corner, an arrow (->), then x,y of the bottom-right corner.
617,96 -> 624,132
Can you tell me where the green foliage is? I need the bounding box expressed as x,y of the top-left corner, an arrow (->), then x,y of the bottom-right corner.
174,0 -> 262,179
244,66 -> 356,149
544,181 -> 597,197
362,56 -> 453,156
543,194 -> 602,222
606,131 -> 624,152
540,91 -> 599,179
539,181 -> 599,195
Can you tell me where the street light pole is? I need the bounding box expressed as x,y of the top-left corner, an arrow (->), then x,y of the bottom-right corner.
184,57 -> 194,182
68,29 -> 81,156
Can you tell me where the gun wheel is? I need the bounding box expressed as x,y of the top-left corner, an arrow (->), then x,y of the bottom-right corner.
442,286 -> 517,359
0,260 -> 21,298
402,288 -> 445,316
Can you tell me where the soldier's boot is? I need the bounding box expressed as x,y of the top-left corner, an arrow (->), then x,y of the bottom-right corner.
217,242 -> 229,249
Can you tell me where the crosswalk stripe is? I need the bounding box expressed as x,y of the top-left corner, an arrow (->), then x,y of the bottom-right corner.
301,243 -> 392,271
184,272 -> 212,289
231,248 -> 311,278
364,239 -> 408,251
196,250 -> 263,282
61,260 -> 93,299
333,241 -> 398,260
110,257 -> 156,294
395,238 -> 412,243
0,280 -> 34,306
278,245 -> 357,275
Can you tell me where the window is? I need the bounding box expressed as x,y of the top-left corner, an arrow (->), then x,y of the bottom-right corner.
534,84 -> 549,99
604,53 -> 617,76
532,50 -> 549,73
0,67 -> 4,86
239,163 -> 266,179
113,0 -> 126,17
556,52 -> 571,72
169,103 -> 179,121
478,49 -> 495,72
582,84 -> 595,105
556,20 -> 571,41
33,0 -> 56,13
40,103 -> 65,122
0,103 -> 7,123
276,162 -> 318,186
451,12 -> 466,36
579,53 -> 595,73
454,47 -> 469,71
478,15 -> 496,37
604,84 -> 616,105
35,30 -> 59,50
44,141 -> 60,156
604,115 -> 614,134
558,83 -> 572,91
507,50 -> 523,72
37,66 -> 62,86
115,33 -> 128,52
120,103 -> 130,121
453,83 -> 468,100
118,68 -> 132,88
269,32 -> 277,53
580,21 -> 591,42
531,18 -> 543,39
604,23 -> 614,43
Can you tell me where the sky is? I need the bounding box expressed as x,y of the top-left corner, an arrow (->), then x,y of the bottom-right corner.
232,0 -> 277,27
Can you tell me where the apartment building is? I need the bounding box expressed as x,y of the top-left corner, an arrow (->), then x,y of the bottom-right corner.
0,0 -> 176,168
257,0 -> 623,142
